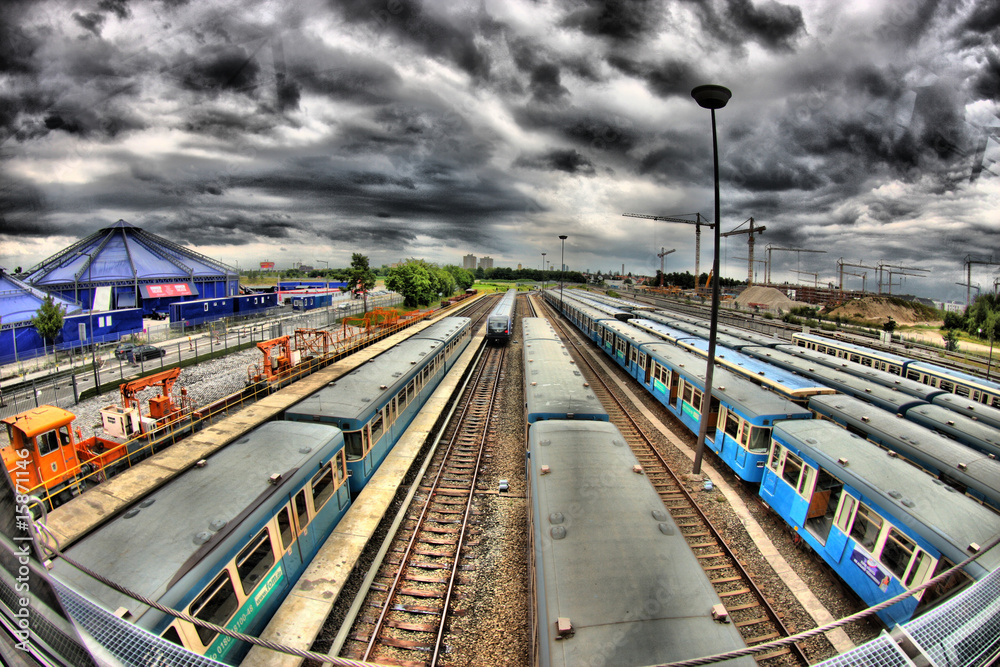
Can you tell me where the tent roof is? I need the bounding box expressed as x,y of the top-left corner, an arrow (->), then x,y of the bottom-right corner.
23,220 -> 237,288
0,270 -> 82,325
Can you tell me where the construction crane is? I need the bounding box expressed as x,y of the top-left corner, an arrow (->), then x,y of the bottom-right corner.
765,246 -> 827,284
876,262 -> 927,295
720,217 -> 765,287
732,257 -> 767,284
842,270 -> 868,294
622,212 -> 713,279
657,247 -> 676,286
837,258 -> 879,299
882,267 -> 924,295
791,269 -> 820,289
964,255 -> 1000,307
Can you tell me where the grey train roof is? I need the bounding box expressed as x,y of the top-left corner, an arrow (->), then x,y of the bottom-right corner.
529,420 -> 754,666
52,421 -> 343,620
287,318 -> 469,423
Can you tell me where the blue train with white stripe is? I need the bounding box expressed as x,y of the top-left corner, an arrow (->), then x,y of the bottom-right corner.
543,290 -> 1000,627
486,288 -> 518,342
51,317 -> 471,663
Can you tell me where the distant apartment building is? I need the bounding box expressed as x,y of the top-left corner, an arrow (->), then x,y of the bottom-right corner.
463,254 -> 477,270
478,256 -> 494,270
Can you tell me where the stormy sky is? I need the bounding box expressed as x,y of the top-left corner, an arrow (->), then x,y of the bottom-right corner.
2,0 -> 1000,302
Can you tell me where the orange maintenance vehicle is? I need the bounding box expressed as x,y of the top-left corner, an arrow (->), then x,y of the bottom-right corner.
2,369 -> 191,509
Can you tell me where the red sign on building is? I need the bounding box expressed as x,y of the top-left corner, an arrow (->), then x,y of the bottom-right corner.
144,283 -> 194,298
260,261 -> 276,269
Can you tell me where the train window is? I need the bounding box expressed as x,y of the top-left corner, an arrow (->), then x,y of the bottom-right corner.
940,380 -> 954,393
768,444 -> 783,472
344,431 -> 363,460
334,451 -> 347,485
295,490 -> 310,531
407,379 -> 417,401
723,410 -> 740,439
236,529 -> 276,595
311,465 -> 336,512
904,549 -> 934,589
161,625 -> 184,646
796,463 -> 815,497
190,570 -> 238,645
277,507 -> 293,549
849,504 -> 883,551
880,528 -> 916,580
906,370 -> 920,382
36,431 -> 60,456
747,427 -> 771,454
955,385 -> 970,398
371,413 -> 384,445
781,452 -> 803,488
834,494 -> 857,534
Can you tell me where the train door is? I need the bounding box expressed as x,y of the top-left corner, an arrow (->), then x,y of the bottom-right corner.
669,372 -> 680,407
275,503 -> 306,572
804,469 -> 843,546
704,394 -> 720,442
641,352 -> 650,385
290,487 -> 316,556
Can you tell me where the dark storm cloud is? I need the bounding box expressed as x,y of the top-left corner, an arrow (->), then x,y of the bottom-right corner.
0,172 -> 46,233
514,149 -> 597,175
72,12 -> 106,38
962,0 -> 1000,35
145,210 -> 304,246
560,0 -> 663,41
514,106 -> 641,156
608,56 -> 701,99
179,44 -> 261,93
681,0 -> 804,53
332,0 -> 494,80
529,63 -> 569,103
285,43 -> 404,105
724,0 -> 805,51
97,0 -> 131,20
316,222 -> 419,250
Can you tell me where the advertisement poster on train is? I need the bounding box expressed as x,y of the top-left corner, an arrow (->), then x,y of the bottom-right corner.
850,547 -> 891,592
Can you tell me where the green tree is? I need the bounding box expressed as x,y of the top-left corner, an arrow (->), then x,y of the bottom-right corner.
442,265 -> 474,291
32,295 -> 65,361
882,318 -> 897,334
943,329 -> 960,352
385,260 -> 437,307
349,253 -> 377,309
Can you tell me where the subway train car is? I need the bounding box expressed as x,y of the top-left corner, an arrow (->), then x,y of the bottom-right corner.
809,393 -> 1000,512
52,421 -> 351,665
523,317 -> 609,423
284,317 -> 471,496
761,418 -> 1000,627
524,313 -> 753,667
486,288 -> 518,342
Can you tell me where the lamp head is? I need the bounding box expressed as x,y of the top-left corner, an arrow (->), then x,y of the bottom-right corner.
691,85 -> 732,110
559,235 -> 567,240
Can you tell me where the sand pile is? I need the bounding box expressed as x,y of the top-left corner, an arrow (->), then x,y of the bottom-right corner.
734,286 -> 811,311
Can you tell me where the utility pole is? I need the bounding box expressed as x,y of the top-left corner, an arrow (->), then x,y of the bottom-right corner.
622,212 -> 714,280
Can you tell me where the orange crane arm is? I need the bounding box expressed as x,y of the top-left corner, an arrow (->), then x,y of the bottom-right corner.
120,368 -> 182,411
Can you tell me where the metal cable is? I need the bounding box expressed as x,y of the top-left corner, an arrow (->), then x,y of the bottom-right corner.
642,534 -> 1000,667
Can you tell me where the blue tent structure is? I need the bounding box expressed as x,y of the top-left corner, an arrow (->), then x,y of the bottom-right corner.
21,219 -> 238,319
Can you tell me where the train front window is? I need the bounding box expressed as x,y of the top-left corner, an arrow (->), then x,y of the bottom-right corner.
781,452 -> 803,487
190,571 -> 238,645
344,431 -> 363,460
747,426 -> 770,454
849,504 -> 882,552
236,529 -> 276,595
768,444 -> 783,472
36,431 -> 59,456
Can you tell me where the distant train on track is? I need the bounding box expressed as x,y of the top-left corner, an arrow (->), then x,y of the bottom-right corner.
543,289 -> 1000,627
50,317 -> 472,664
522,317 -> 754,667
486,288 -> 518,342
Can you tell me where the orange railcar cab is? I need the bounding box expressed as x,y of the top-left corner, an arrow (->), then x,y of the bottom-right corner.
2,406 -> 83,501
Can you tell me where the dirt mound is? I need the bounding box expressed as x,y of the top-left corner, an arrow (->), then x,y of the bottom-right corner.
734,286 -> 810,311
826,296 -> 942,326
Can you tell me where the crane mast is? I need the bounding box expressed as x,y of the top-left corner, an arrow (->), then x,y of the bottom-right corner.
719,217 -> 765,287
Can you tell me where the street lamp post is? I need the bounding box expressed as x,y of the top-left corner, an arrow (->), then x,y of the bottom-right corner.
541,253 -> 547,289
78,251 -> 101,395
690,84 -> 732,475
559,235 -> 568,311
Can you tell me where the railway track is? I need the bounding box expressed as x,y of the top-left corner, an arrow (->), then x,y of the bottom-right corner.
339,341 -> 507,666
537,296 -> 810,666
